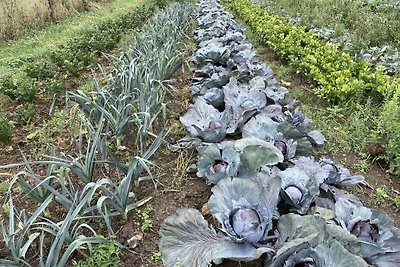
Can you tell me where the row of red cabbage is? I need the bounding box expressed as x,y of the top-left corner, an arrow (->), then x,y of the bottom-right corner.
158,0 -> 400,266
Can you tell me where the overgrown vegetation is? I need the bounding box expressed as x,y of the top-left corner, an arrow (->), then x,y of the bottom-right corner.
253,0 -> 400,75
0,0 -> 112,40
256,0 -> 400,50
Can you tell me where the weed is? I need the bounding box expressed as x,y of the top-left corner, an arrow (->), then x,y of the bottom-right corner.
136,206 -> 154,232
0,180 -> 9,192
74,241 -> 120,267
269,62 -> 293,84
0,73 -> 36,102
172,150 -> 194,187
354,159 -> 372,174
0,115 -> 14,145
151,251 -> 162,262
25,110 -> 75,153
1,203 -> 10,216
15,103 -> 35,125
374,186 -> 390,205
170,121 -> 186,138
258,0 -> 400,51
393,195 -> 400,211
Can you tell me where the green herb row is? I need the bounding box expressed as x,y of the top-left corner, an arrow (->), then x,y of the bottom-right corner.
223,0 -> 400,175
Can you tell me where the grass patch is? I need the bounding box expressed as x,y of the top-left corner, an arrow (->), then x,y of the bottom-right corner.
0,0 -> 147,75
0,0 -> 112,41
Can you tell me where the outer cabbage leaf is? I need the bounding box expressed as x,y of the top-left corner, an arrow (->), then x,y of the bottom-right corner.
284,109 -> 311,133
261,105 -> 285,122
267,214 -> 368,267
230,49 -> 256,64
242,114 -> 278,143
223,78 -> 267,133
180,97 -> 229,142
308,130 -> 326,145
234,138 -> 284,173
191,64 -> 232,94
194,42 -> 231,65
315,183 -> 362,212
320,158 -> 365,186
236,62 -> 276,82
266,239 -> 368,267
202,88 -> 225,110
335,199 -> 400,258
277,121 -> 313,157
159,208 -> 273,267
291,157 -> 330,184
367,227 -> 400,267
243,114 -> 312,160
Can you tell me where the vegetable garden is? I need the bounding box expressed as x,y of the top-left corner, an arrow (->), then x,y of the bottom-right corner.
1,0 -> 400,266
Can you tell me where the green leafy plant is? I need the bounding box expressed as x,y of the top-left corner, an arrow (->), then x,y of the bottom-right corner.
15,103 -> 35,125
136,206 -> 154,232
375,185 -> 390,205
0,73 -> 36,102
24,58 -> 55,80
151,251 -> 162,262
0,115 -> 14,145
74,241 -> 121,267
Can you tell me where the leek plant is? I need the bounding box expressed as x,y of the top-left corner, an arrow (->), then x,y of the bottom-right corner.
1,117 -> 105,185
9,148 -> 57,204
0,2 -> 195,265
68,72 -> 136,147
33,193 -> 108,267
0,189 -> 109,267
0,196 -> 53,266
